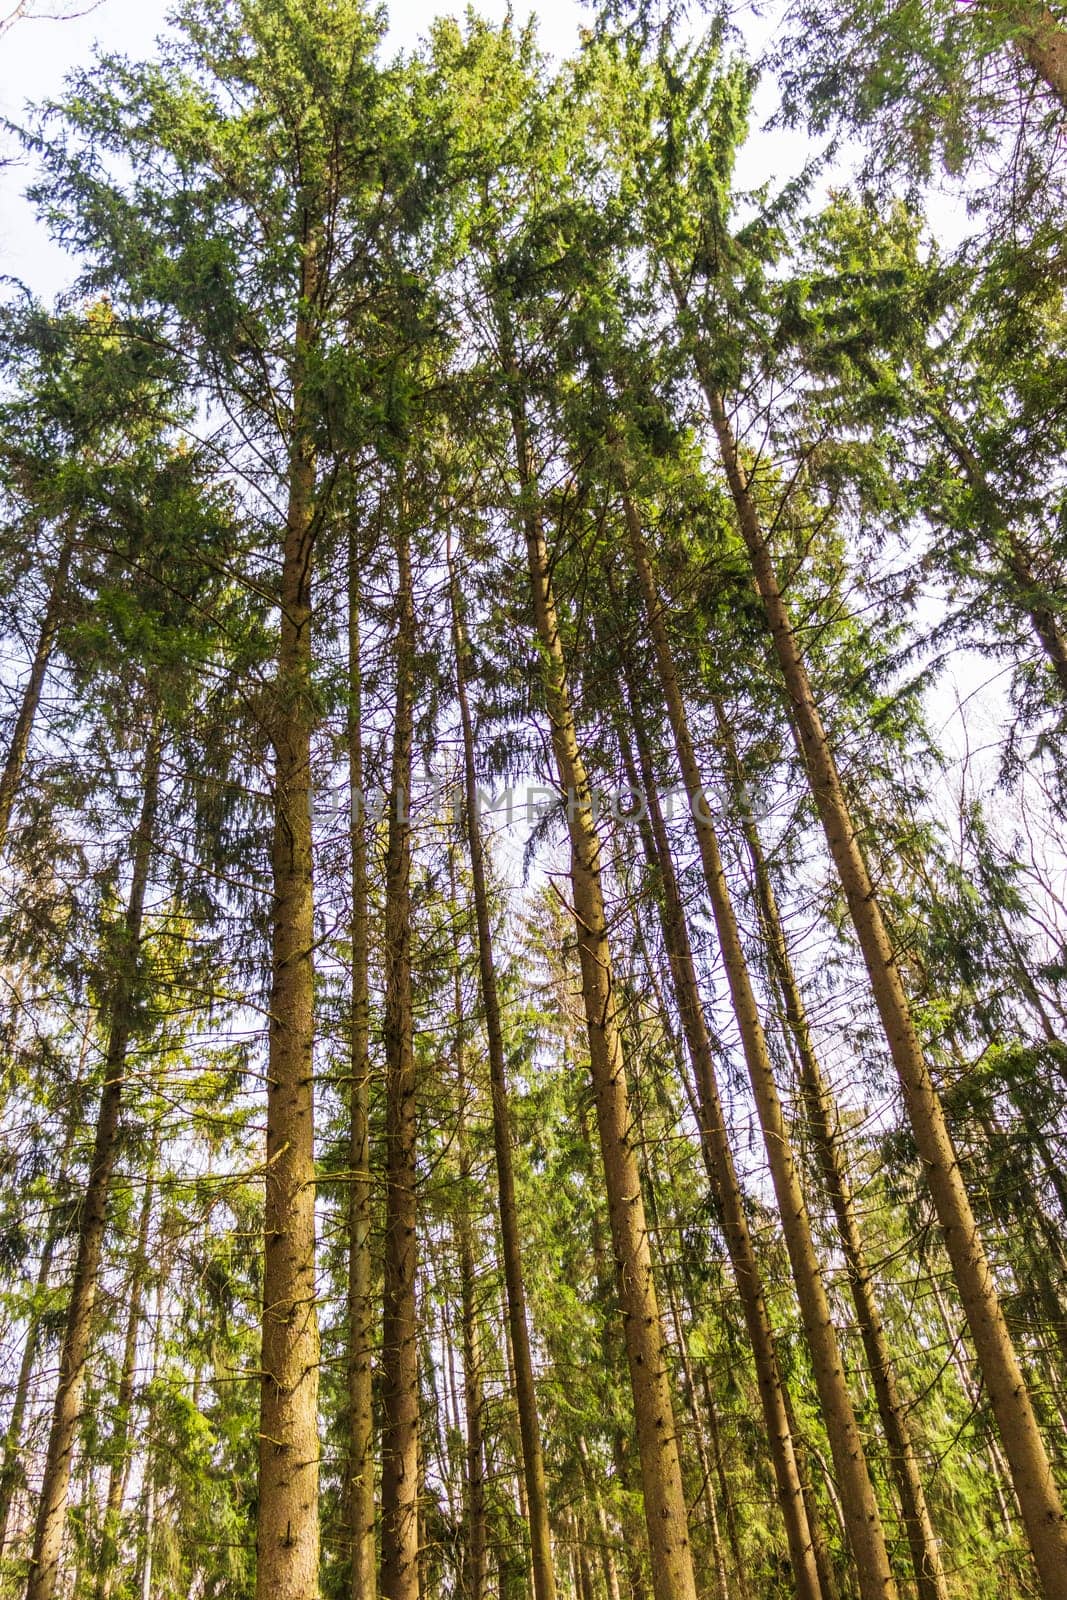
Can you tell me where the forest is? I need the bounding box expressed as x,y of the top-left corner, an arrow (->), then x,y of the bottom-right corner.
0,0 -> 1065,1597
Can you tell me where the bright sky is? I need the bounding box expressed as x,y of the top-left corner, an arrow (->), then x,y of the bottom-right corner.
0,0 -> 807,300
0,1 -> 1053,890
0,0 -> 580,296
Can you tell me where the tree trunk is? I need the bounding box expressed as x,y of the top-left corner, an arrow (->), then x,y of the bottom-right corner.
643,1146 -> 730,1600
135,1263 -> 165,1600
256,248 -> 322,1600
451,861 -> 488,1600
94,1153 -> 157,1600
507,377 -> 698,1600
379,509 -> 420,1600
448,542 -> 557,1600
0,521 -> 75,853
577,1443 -> 622,1600
927,1270 -> 1019,1542
347,525 -> 377,1600
616,479 -> 897,1600
615,687 -> 824,1600
701,371 -> 1067,1600
26,720 -> 162,1600
0,1108 -> 79,1558
714,703 -> 950,1600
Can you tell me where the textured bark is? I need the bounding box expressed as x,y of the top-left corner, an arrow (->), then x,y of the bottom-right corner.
448,549 -> 557,1600
379,512 -> 420,1600
715,705 -> 950,1600
508,379 -> 698,1600
26,723 -> 162,1600
256,240 -> 322,1600
0,521 -> 75,853
347,530 -> 377,1600
616,696 -> 824,1600
702,375 -> 1067,1600
617,481 -> 897,1600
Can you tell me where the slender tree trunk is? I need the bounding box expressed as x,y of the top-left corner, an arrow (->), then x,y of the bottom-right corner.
625,918 -> 754,1597
0,1107 -> 79,1558
927,1271 -> 1018,1539
379,510 -> 420,1600
614,690 -> 824,1600
26,720 -> 162,1600
500,1280 -> 531,1532
506,375 -> 698,1600
576,1443 -> 622,1600
451,865 -> 488,1600
256,250 -> 322,1600
611,1431 -> 650,1600
0,522 -> 75,853
347,525 -> 377,1600
135,1264 -> 165,1600
697,1373 -> 747,1597
575,1518 -> 597,1600
714,704 -> 950,1600
94,1153 -> 157,1600
616,479 -> 897,1600
699,366 -> 1067,1600
644,1152 -> 730,1600
457,1186 -> 487,1600
447,543 -> 557,1600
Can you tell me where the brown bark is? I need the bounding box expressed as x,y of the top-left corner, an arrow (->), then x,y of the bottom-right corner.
94,1157 -> 156,1600
644,1142 -> 731,1600
614,689 -> 824,1600
616,486 -> 897,1600
347,528 -> 377,1600
507,377 -> 698,1600
715,705 -> 950,1600
256,240 -> 322,1600
448,543 -> 558,1600
0,522 -> 75,854
701,374 -> 1067,1599
379,510 -> 420,1600
26,721 -> 162,1600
